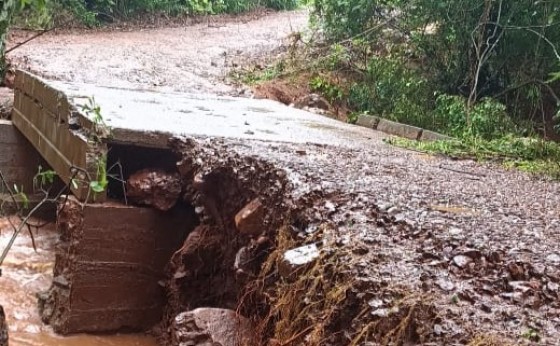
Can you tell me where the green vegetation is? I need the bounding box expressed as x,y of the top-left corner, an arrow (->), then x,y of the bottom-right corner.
388,136 -> 560,178
298,0 -> 560,177
1,0 -> 46,78
18,0 -> 302,27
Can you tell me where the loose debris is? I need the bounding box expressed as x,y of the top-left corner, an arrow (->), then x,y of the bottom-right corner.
157,135 -> 559,346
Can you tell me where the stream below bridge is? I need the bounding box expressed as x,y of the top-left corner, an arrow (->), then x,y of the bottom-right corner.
0,217 -> 158,346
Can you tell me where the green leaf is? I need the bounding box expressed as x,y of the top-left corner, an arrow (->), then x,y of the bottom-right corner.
20,192 -> 29,209
89,181 -> 105,193
547,71 -> 560,83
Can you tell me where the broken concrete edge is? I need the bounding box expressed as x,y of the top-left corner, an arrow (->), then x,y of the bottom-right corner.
355,114 -> 454,142
12,70 -> 108,202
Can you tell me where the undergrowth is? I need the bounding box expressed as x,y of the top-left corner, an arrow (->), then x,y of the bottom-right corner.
388,136 -> 560,179
232,1 -> 560,179
15,0 -> 303,27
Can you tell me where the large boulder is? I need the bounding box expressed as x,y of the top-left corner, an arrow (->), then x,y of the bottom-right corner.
126,169 -> 182,211
172,308 -> 254,346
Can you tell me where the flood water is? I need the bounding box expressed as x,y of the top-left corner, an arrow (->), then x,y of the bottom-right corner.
0,217 -> 159,346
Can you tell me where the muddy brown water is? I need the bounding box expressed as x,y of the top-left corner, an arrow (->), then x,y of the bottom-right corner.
0,217 -> 158,346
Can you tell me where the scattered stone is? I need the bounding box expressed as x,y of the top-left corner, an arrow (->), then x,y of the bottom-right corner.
172,308 -> 254,346
234,198 -> 265,237
371,308 -> 390,317
436,278 -> 455,291
453,255 -> 472,268
547,282 -> 559,291
294,93 -> 331,111
507,262 -> 526,280
0,88 -> 13,120
368,299 -> 384,308
546,253 -> 560,263
448,227 -> 463,236
279,243 -> 320,278
126,169 -> 182,211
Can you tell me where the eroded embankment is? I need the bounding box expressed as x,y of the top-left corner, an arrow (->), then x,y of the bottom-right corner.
26,133 -> 559,346
159,136 -> 439,345
155,136 -> 559,346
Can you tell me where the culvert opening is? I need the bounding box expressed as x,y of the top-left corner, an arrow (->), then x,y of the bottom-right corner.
41,138 -> 367,346
38,143 -> 200,336
105,143 -> 180,201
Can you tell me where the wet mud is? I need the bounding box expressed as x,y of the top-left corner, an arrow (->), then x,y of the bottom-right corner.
156,136 -> 560,346
6,10 -> 308,96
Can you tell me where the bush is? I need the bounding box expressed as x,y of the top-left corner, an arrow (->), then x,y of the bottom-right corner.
347,56 -> 435,129
2,0 -> 47,77
311,0 -> 560,138
41,0 -> 301,25
433,95 -> 520,139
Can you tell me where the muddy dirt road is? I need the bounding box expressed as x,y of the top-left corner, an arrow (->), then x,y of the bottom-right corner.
6,10 -> 308,95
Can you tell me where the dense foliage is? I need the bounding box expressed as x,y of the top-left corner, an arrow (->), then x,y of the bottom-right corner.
1,0 -> 46,78
23,0 -> 299,26
311,0 -> 560,139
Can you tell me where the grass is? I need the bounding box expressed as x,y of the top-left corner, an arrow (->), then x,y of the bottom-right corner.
387,135 -> 560,179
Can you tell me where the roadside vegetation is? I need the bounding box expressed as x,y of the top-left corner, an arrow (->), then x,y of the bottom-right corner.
242,0 -> 560,178
14,0 -> 301,28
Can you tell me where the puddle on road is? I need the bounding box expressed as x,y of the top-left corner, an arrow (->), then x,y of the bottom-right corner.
0,217 -> 158,346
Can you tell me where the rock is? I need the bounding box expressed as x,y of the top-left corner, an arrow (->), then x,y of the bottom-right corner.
436,278 -> 455,291
0,305 -> 7,346
172,308 -> 254,346
234,198 -> 265,237
294,93 -> 331,111
452,255 -> 471,268
546,253 -> 560,263
126,169 -> 182,211
278,243 -> 320,278
234,246 -> 251,273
